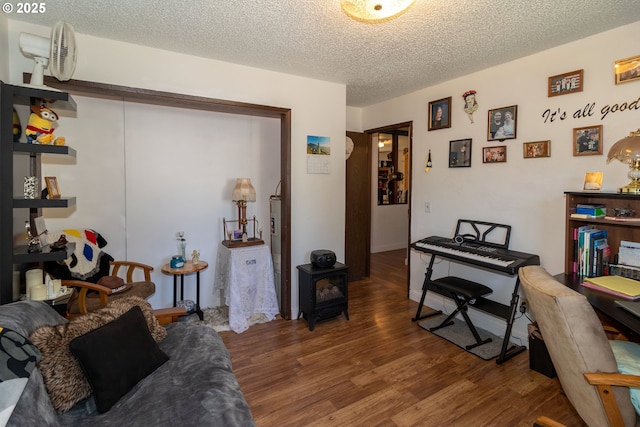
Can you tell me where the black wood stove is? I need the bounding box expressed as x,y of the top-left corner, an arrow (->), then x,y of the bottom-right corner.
297,262 -> 349,331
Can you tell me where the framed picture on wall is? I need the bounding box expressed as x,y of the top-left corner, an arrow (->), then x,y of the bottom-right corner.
548,69 -> 584,97
428,97 -> 451,131
615,55 -> 640,85
449,138 -> 472,168
573,125 -> 603,156
523,141 -> 551,158
487,105 -> 517,141
483,145 -> 506,163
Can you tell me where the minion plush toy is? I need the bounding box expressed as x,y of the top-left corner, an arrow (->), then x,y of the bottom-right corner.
25,105 -> 58,144
12,108 -> 21,142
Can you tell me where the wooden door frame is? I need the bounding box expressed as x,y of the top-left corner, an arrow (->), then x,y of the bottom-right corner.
35,75 -> 293,319
365,121 -> 413,297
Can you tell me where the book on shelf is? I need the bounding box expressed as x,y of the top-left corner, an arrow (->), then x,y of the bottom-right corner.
582,275 -> 640,300
576,204 -> 606,217
592,238 -> 610,277
572,225 -> 608,276
571,213 -> 605,219
587,230 -> 607,277
572,225 -> 593,273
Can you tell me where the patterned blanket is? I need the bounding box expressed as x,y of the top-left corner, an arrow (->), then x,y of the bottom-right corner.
45,229 -> 113,282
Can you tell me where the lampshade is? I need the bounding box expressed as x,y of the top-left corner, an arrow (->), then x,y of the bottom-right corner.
341,0 -> 416,23
232,178 -> 256,202
607,129 -> 640,194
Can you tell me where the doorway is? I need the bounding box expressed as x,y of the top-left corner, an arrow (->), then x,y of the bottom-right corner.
345,122 -> 412,296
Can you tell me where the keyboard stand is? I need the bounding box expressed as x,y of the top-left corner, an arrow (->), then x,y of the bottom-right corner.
412,252 -> 527,364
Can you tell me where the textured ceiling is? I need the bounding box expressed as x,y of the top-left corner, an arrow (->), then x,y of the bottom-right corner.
8,0 -> 640,107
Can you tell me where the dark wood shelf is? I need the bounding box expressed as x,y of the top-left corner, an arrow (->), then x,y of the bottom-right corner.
13,197 -> 76,209
13,142 -> 76,157
7,83 -> 77,112
564,191 -> 640,200
13,243 -> 75,264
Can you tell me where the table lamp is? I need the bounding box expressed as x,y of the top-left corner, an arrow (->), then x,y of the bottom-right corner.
232,178 -> 256,236
607,129 -> 640,194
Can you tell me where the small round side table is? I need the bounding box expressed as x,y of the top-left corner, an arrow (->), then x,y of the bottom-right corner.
161,260 -> 208,320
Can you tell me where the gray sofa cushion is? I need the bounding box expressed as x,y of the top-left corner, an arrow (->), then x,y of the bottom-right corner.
68,306 -> 169,413
0,301 -> 67,337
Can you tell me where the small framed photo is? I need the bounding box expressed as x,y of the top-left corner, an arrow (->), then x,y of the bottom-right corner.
449,138 -> 472,168
573,125 -> 603,156
483,146 -> 506,163
487,105 -> 517,141
583,172 -> 603,191
615,55 -> 640,85
428,97 -> 451,131
33,216 -> 48,238
523,141 -> 551,158
45,177 -> 61,199
548,69 -> 583,97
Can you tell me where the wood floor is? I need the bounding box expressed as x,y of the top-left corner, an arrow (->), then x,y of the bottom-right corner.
220,250 -> 584,427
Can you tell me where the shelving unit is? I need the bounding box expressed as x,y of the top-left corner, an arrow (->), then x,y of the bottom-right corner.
1,82 -> 77,304
564,191 -> 640,275
378,166 -> 393,204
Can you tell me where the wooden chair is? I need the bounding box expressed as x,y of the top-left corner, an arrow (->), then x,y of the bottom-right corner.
63,260 -> 156,318
519,266 -> 640,427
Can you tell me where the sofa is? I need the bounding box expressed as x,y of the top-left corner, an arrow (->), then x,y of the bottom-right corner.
0,298 -> 255,426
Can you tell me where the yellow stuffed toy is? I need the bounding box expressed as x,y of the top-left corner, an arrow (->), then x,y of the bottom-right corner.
12,108 -> 21,142
25,105 -> 64,144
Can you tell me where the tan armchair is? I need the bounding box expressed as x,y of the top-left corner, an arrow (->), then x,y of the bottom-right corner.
63,260 -> 156,318
520,265 -> 640,427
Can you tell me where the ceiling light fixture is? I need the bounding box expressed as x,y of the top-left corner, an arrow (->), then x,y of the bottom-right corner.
341,0 -> 416,23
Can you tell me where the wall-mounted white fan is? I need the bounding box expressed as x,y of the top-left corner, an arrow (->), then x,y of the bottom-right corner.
19,21 -> 77,88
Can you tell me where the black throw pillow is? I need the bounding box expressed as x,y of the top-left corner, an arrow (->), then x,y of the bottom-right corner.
68,305 -> 169,413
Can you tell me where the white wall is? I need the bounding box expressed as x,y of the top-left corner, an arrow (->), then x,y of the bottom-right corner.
361,21 -> 640,344
7,21 -> 347,315
346,106 -> 362,132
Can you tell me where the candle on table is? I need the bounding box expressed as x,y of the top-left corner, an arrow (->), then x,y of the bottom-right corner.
25,269 -> 43,299
30,284 -> 47,301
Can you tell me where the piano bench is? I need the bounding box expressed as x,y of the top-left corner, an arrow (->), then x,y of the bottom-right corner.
428,276 -> 493,350
431,276 -> 492,300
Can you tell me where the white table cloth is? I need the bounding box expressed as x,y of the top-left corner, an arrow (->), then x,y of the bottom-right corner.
214,243 -> 280,333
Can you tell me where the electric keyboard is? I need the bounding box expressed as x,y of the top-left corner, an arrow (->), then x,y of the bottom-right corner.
412,235 -> 540,275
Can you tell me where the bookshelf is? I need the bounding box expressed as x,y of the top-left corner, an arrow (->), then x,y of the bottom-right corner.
0,82 -> 77,304
564,191 -> 640,275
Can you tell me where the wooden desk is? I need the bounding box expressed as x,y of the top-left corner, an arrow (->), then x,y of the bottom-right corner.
214,243 -> 279,333
555,273 -> 640,341
161,260 -> 208,320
